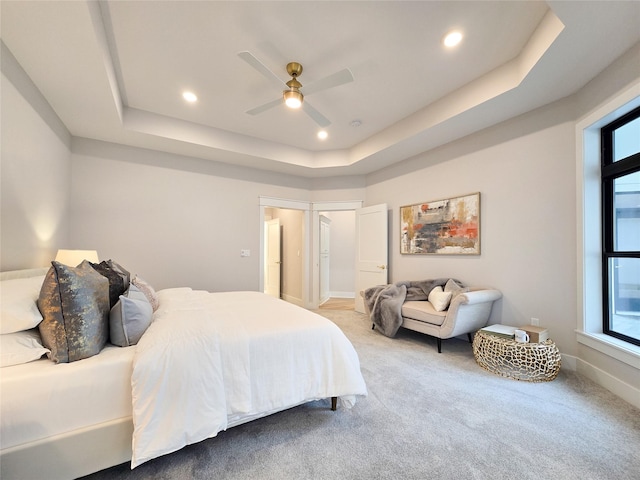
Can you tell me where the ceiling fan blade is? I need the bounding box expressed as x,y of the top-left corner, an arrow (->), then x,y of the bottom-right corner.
238,51 -> 285,89
246,98 -> 282,116
302,101 -> 331,127
302,68 -> 354,96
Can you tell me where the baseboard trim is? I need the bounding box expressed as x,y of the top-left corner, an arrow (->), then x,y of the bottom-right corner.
329,291 -> 355,299
562,353 -> 640,409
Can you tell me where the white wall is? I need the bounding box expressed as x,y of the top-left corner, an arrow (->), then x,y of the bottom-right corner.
0,43 -> 71,270
321,210 -> 355,297
69,138 -> 320,292
366,100 -> 577,354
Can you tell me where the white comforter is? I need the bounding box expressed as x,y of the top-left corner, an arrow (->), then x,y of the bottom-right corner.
130,289 -> 367,468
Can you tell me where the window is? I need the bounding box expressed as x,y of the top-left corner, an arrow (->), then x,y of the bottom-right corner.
601,106 -> 640,346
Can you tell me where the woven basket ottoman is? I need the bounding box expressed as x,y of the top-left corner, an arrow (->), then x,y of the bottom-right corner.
472,330 -> 561,382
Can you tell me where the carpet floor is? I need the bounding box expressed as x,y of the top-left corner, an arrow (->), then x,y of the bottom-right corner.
81,309 -> 640,480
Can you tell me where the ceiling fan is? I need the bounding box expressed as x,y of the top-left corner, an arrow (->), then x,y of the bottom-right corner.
238,51 -> 354,127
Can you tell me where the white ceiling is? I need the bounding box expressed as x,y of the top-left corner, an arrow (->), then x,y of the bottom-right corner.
2,1 -> 639,177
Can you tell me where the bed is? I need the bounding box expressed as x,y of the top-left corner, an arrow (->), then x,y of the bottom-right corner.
0,265 -> 367,479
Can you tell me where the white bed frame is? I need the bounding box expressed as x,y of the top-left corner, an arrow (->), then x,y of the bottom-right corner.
1,417 -> 134,479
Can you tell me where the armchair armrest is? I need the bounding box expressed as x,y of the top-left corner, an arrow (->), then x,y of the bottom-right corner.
453,289 -> 502,306
443,288 -> 502,339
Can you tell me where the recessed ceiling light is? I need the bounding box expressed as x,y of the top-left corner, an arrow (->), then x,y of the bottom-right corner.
443,31 -> 463,48
317,130 -> 328,140
182,91 -> 198,103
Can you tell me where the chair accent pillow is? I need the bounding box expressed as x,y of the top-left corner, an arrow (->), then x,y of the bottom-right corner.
444,278 -> 470,299
37,261 -> 110,363
428,286 -> 453,312
110,284 -> 153,347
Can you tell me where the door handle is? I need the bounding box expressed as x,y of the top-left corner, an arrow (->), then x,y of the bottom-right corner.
377,265 -> 386,270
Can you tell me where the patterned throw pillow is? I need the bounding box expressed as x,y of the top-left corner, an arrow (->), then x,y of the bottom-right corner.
37,261 -> 110,363
106,260 -> 130,289
88,260 -> 128,308
132,275 -> 159,311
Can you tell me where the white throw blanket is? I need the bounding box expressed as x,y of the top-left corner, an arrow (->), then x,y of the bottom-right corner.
130,289 -> 367,468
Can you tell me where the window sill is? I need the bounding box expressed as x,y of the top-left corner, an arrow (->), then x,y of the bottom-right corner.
576,331 -> 640,369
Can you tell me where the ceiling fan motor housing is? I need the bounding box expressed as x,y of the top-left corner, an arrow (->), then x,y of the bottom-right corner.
284,62 -> 304,108
286,62 -> 303,78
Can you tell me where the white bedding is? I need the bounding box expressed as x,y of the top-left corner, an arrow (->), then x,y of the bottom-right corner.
131,288 -> 367,468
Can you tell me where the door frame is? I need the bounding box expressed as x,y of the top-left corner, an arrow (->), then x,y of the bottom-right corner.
259,197 -> 362,309
259,197 -> 311,307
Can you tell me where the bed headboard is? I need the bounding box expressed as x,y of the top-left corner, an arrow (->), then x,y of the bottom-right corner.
0,267 -> 49,281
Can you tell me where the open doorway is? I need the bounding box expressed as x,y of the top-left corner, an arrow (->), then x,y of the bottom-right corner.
318,210 -> 356,310
263,207 -> 305,306
259,197 -> 363,309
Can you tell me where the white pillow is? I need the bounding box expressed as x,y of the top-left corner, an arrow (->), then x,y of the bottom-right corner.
0,329 -> 50,367
428,286 -> 452,312
0,275 -> 45,334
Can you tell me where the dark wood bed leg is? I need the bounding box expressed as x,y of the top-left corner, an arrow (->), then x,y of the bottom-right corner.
331,397 -> 337,411
437,338 -> 442,353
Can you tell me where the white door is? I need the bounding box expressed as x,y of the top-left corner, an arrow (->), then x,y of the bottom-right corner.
319,215 -> 331,305
354,204 -> 388,313
265,218 -> 281,298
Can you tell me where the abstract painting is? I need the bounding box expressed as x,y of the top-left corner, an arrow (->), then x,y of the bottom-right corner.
400,192 -> 480,255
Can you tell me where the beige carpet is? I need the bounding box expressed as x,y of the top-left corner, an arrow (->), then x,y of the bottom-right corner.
82,309 -> 640,480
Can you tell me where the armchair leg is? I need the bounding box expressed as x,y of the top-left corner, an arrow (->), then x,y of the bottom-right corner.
467,333 -> 473,343
437,338 -> 442,353
372,323 -> 375,330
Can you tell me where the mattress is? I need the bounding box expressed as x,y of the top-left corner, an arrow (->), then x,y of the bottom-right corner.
1,343 -> 135,451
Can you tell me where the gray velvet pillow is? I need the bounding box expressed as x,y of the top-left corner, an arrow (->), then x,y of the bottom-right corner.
444,278 -> 470,299
109,284 -> 153,347
37,261 -> 110,363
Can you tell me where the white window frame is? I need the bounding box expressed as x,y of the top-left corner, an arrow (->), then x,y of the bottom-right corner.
576,83 -> 640,369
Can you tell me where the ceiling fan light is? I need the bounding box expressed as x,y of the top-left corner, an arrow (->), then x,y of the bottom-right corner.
283,89 -> 303,109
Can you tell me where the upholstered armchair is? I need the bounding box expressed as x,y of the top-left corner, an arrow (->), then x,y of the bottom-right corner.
363,283 -> 502,353
399,287 -> 502,352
